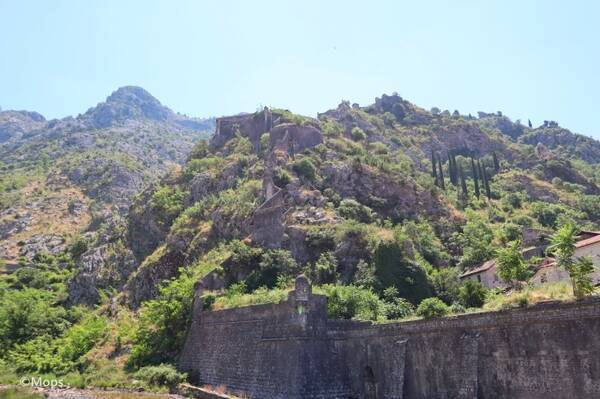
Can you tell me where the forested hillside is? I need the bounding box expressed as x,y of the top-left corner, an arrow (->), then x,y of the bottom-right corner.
1,92 -> 599,391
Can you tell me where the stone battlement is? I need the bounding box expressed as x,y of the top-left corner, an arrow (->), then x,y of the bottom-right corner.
179,276 -> 600,399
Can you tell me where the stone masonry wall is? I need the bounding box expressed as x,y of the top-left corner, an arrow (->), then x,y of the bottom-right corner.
179,276 -> 600,399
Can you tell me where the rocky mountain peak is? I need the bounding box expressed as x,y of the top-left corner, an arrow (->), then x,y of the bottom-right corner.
81,86 -> 175,128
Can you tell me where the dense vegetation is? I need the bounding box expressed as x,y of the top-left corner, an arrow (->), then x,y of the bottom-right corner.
1,93 -> 599,391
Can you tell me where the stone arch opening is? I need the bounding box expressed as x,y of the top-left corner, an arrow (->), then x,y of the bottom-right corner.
362,365 -> 377,399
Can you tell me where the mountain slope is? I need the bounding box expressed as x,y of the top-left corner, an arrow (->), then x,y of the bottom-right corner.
64,93 -> 600,307
0,87 -> 214,270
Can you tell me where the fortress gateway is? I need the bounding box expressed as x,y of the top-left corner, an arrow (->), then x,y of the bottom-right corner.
180,276 -> 600,399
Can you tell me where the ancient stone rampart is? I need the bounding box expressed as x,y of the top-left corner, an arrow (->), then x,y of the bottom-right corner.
179,276 -> 600,399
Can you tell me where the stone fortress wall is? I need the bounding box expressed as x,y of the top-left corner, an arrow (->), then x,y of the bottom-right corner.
179,275 -> 600,399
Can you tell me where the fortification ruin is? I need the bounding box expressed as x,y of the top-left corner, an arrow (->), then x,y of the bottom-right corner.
179,275 -> 600,399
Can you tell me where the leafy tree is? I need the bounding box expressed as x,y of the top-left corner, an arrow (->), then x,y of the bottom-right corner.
496,240 -> 531,288
151,186 -> 185,222
430,267 -> 461,304
381,287 -> 414,320
354,260 -> 376,288
577,195 -> 600,223
499,222 -> 522,245
247,249 -> 298,290
416,297 -> 450,319
373,239 -> 433,304
456,210 -> 494,269
571,256 -> 596,298
402,221 -> 449,267
315,252 -> 339,284
128,270 -> 195,368
0,289 -> 69,352
458,280 -> 487,308
549,224 -> 595,298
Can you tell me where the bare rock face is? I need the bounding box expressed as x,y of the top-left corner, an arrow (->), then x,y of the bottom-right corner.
0,110 -> 46,142
519,126 -> 600,164
126,187 -> 172,262
68,243 -> 137,305
424,122 -> 515,162
323,162 -> 439,222
18,234 -> 67,261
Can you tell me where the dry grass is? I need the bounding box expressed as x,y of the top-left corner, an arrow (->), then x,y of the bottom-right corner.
483,282 -> 575,312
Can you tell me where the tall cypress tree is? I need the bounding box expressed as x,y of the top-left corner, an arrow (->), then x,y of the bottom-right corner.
481,161 -> 492,199
448,150 -> 458,186
492,152 -> 500,172
458,163 -> 468,198
446,150 -> 453,184
437,156 -> 445,190
431,150 -> 438,181
471,157 -> 480,199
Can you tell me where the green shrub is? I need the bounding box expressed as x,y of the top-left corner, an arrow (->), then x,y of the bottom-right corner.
59,314 -> 107,362
187,140 -> 209,160
0,289 -> 69,352
68,235 -> 88,259
416,297 -> 450,319
292,158 -> 317,181
151,186 -> 185,221
133,364 -> 187,388
449,302 -> 466,314
315,252 -> 339,284
338,199 -> 375,223
578,195 -> 600,222
458,280 -> 487,308
402,221 -> 449,266
350,127 -> 366,141
317,284 -> 386,321
246,249 -> 298,291
305,226 -> 336,252
382,287 -> 414,320
273,168 -> 292,187
499,222 -> 522,244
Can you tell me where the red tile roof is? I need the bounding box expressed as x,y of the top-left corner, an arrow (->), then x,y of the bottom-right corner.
460,260 -> 496,278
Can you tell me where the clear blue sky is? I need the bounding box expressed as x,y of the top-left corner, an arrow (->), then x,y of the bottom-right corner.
1,0 -> 599,139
